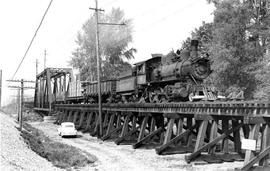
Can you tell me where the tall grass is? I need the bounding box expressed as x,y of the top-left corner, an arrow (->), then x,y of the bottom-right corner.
20,123 -> 97,169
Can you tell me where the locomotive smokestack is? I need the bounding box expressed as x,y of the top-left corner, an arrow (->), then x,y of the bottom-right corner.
190,39 -> 199,61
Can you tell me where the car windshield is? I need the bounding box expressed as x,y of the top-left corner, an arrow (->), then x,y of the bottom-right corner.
64,125 -> 74,128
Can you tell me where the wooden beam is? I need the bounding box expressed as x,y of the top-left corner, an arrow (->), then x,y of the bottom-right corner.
244,124 -> 260,165
72,111 -> 79,124
120,115 -> 130,137
163,118 -> 175,145
63,110 -> 69,122
93,112 -> 100,135
138,115 -> 149,142
77,112 -> 86,129
106,113 -> 115,135
163,113 -> 181,119
241,146 -> 270,171
232,120 -> 242,153
115,126 -> 140,145
150,117 -> 156,133
194,120 -> 208,151
84,112 -> 93,131
55,111 -> 62,124
103,111 -> 109,126
101,126 -> 123,141
177,118 -> 184,135
222,118 -> 229,153
175,117 -> 184,145
67,111 -> 73,122
243,124 -> 250,139
185,122 -> 244,163
131,115 -> 137,131
259,124 -> 270,166
116,113 -> 121,128
133,127 -> 163,149
217,127 -> 234,142
186,117 -> 193,146
208,119 -> 218,154
156,124 -> 198,155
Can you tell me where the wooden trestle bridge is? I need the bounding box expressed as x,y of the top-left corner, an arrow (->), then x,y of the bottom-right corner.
52,102 -> 270,171
33,68 -> 269,170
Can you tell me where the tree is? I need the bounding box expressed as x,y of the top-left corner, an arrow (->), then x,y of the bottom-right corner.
254,48 -> 270,100
69,8 -> 136,81
206,0 -> 270,99
181,21 -> 213,58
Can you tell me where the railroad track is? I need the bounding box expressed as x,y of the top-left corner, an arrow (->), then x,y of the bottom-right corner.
51,101 -> 270,171
55,101 -> 270,116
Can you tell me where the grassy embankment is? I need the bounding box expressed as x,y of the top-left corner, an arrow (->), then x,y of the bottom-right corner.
20,123 -> 97,169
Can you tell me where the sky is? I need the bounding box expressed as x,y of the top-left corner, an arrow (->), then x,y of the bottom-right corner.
0,0 -> 215,105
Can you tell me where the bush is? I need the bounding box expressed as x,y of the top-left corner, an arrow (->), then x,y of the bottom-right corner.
20,123 -> 96,169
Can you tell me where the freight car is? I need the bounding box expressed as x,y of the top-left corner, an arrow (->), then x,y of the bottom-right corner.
82,80 -> 117,103
77,39 -> 217,103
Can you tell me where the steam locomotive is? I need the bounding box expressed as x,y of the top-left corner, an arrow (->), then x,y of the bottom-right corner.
74,39 -> 216,104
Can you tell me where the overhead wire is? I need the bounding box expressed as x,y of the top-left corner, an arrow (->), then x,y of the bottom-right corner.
96,0 -> 198,35
137,1 -> 198,33
11,0 -> 54,80
71,0 -> 199,58
72,0 -> 198,67
131,0 -> 177,20
103,0 -> 119,8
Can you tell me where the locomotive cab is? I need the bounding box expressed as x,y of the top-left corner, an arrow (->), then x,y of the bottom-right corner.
134,56 -> 162,84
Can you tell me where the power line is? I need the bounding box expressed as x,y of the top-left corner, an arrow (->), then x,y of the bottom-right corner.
11,0 -> 54,80
103,0 -> 119,8
131,0 -> 175,20
137,1 -> 198,33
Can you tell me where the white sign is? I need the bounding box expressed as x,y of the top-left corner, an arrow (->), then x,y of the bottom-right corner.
241,138 -> 257,151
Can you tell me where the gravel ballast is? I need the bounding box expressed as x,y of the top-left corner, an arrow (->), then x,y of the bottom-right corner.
0,112 -> 62,171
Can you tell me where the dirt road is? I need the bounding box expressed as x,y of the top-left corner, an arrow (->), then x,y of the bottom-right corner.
30,121 -> 243,171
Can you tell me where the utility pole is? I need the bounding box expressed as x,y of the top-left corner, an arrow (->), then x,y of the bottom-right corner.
94,0 -> 103,137
0,70 -> 2,109
17,89 -> 20,122
44,50 -> 47,70
89,0 -> 125,137
36,59 -> 39,75
20,79 -> 24,130
7,79 -> 35,131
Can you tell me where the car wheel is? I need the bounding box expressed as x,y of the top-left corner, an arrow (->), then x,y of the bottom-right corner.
189,93 -> 194,102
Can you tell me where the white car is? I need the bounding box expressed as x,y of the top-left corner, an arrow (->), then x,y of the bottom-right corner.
58,122 -> 77,137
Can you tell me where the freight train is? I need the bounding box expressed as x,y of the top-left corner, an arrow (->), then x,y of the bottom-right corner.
67,39 -> 218,104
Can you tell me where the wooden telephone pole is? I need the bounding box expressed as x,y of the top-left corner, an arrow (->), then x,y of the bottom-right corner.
7,79 -> 35,131
44,50 -> 47,70
89,0 -> 125,137
0,70 -> 2,109
36,59 -> 39,75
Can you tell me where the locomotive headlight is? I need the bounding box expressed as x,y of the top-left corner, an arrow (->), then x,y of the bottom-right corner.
196,65 -> 207,74
192,60 -> 211,80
